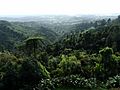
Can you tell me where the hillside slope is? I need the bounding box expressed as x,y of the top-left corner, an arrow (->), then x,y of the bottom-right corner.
0,20 -> 58,51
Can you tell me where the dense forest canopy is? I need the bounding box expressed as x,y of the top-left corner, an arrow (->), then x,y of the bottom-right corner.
0,15 -> 120,90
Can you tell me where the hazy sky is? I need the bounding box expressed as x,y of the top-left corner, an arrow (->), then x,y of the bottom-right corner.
0,0 -> 120,16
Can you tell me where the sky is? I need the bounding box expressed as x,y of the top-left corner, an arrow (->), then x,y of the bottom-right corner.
0,0 -> 120,16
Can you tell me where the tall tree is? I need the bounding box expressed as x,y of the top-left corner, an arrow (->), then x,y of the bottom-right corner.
25,37 -> 45,58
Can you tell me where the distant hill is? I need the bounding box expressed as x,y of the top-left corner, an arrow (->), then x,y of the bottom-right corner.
48,15 -> 120,56
0,20 -> 58,51
0,15 -> 118,51
12,22 -> 58,42
0,15 -> 117,35
0,20 -> 25,51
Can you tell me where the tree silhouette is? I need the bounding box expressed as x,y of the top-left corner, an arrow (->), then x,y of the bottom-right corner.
25,37 -> 45,58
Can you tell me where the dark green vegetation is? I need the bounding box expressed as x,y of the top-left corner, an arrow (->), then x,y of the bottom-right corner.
0,15 -> 120,90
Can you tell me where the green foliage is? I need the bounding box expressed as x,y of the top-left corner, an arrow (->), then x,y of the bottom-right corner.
38,52 -> 49,67
99,47 -> 120,78
37,79 -> 55,90
19,59 -> 50,89
52,75 -> 97,89
0,52 -> 20,90
58,55 -> 81,76
0,20 -> 25,51
0,52 -> 50,90
106,75 -> 120,88
25,37 -> 45,57
1,15 -> 120,89
48,57 -> 60,71
13,22 -> 59,43
99,47 -> 113,69
99,47 -> 113,57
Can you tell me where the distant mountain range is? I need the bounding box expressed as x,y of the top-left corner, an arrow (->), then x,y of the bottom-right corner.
0,15 -> 117,22
0,15 -> 118,51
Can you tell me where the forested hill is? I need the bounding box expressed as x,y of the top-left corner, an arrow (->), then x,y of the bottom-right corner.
0,15 -> 113,51
12,22 -> 58,43
0,15 -> 120,90
0,15 -> 119,52
47,15 -> 120,56
0,20 -> 25,51
0,15 -> 117,35
0,20 -> 58,51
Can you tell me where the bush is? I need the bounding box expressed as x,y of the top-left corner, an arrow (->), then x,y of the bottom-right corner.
37,79 -> 55,90
51,75 -> 98,89
58,55 -> 81,76
0,52 -> 19,90
106,75 -> 120,88
19,59 -> 50,89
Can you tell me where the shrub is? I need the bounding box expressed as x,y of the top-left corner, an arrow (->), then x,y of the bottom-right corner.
37,79 -> 55,90
106,75 -> 120,88
51,75 -> 97,89
58,55 -> 81,76
19,59 -> 50,89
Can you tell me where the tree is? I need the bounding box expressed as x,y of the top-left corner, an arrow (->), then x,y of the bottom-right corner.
58,55 -> 81,76
19,59 -> 50,89
25,37 -> 45,58
107,18 -> 111,25
99,47 -> 113,68
99,47 -> 114,79
101,19 -> 106,26
118,15 -> 120,22
0,52 -> 19,90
